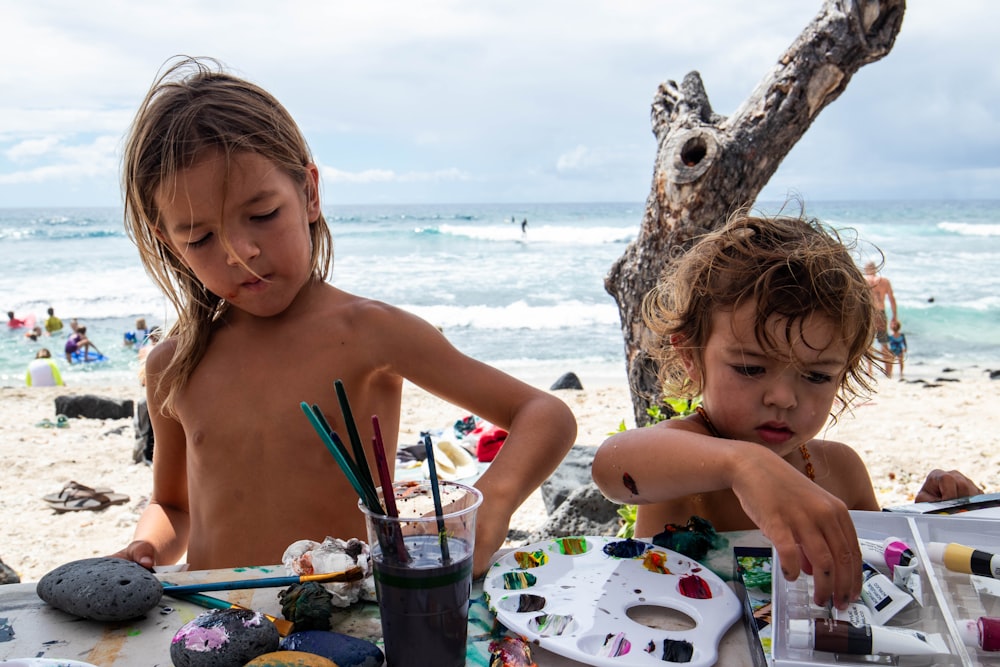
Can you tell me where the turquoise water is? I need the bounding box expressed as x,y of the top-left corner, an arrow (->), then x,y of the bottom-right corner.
2,200 -> 999,387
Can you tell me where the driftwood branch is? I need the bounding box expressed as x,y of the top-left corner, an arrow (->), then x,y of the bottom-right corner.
605,0 -> 905,425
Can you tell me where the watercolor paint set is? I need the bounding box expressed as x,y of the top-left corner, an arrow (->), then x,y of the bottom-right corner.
771,510 -> 1000,667
483,535 -> 743,667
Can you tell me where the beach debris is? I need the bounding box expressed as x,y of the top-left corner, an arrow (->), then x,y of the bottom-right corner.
36,557 -> 162,621
170,607 -> 279,667
280,630 -> 384,667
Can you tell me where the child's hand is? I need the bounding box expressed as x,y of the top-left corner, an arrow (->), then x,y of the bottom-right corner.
732,455 -> 862,609
109,540 -> 157,571
915,469 -> 982,503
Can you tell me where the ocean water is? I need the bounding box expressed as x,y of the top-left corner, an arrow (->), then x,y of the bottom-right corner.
2,200 -> 999,388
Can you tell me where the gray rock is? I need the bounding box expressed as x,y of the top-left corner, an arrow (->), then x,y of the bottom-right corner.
281,630 -> 384,667
0,557 -> 20,585
541,445 -> 596,514
171,608 -> 280,667
37,557 -> 162,621
549,372 -> 584,391
54,394 -> 134,420
527,483 -> 621,542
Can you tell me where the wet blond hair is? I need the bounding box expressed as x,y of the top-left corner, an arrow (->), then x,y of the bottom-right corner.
123,57 -> 333,415
644,210 -> 878,413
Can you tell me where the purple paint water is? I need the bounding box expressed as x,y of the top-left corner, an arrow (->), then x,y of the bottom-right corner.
373,534 -> 473,667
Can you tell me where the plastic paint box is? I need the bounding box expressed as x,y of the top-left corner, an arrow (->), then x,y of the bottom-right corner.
771,510 -> 1000,667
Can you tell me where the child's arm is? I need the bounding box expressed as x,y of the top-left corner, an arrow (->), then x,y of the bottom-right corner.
109,340 -> 191,569
377,306 -> 577,576
593,420 -> 862,608
915,469 -> 982,503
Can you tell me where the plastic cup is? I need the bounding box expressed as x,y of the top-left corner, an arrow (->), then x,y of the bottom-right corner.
359,480 -> 482,667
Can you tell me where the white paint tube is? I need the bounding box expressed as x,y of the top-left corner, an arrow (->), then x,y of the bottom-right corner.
787,618 -> 950,656
858,536 -> 923,603
859,562 -> 916,625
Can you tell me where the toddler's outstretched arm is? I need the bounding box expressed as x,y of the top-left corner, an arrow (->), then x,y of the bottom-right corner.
593,423 -> 862,608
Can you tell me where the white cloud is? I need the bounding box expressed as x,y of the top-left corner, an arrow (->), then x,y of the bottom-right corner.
320,165 -> 470,185
0,1 -> 998,205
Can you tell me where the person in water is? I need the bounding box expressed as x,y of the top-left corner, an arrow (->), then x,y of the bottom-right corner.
64,325 -> 101,363
111,57 -> 576,576
592,210 -> 982,608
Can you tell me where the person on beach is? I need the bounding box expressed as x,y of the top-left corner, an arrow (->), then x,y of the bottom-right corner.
864,261 -> 897,377
592,211 -> 982,608
64,325 -> 101,363
887,319 -> 907,380
111,57 -> 576,576
25,348 -> 64,387
44,307 -> 63,334
24,326 -> 43,342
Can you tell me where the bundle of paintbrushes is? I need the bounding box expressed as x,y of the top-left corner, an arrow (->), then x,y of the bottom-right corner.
300,379 -> 413,565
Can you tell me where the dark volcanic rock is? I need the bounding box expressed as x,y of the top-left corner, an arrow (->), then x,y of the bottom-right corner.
171,608 -> 280,667
37,557 -> 162,621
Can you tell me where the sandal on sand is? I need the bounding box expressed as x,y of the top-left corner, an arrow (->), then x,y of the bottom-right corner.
44,484 -> 129,512
43,481 -> 113,504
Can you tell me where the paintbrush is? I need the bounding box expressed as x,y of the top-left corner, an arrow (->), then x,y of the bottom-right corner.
161,565 -> 364,595
161,588 -> 295,636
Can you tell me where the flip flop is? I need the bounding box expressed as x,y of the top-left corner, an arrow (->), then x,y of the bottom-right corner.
42,481 -> 113,504
44,486 -> 129,512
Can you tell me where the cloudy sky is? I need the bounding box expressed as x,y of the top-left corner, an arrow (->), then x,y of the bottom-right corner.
1,1 -> 997,208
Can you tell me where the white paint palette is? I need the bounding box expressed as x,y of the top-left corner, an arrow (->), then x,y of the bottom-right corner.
483,536 -> 741,667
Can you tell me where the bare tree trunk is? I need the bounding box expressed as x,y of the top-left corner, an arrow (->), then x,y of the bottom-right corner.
605,0 -> 905,426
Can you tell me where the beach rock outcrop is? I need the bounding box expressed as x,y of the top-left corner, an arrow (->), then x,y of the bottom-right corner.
171,608 -> 280,667
54,394 -> 134,420
541,445 -> 595,514
528,483 -> 620,542
37,557 -> 162,621
549,372 -> 584,391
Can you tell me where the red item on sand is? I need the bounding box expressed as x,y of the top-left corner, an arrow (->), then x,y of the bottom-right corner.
476,425 -> 508,462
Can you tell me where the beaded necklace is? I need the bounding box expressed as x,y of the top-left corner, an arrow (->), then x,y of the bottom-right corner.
695,405 -> 815,481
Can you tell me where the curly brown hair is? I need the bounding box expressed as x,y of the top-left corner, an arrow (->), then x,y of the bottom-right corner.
643,209 -> 879,414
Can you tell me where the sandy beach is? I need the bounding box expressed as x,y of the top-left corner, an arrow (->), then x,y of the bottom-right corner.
2,364 -> 998,583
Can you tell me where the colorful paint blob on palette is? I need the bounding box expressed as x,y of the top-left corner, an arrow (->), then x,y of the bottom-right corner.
598,632 -> 631,657
502,571 -> 536,590
514,550 -> 548,568
554,537 -> 587,555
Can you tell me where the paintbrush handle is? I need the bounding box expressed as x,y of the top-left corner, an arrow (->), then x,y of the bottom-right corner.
162,589 -> 294,635
162,566 -> 363,594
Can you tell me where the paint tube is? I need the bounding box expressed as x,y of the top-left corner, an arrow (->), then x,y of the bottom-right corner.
787,589 -> 877,627
927,541 -> 1000,579
858,536 -> 922,603
956,616 -> 1000,652
859,562 -> 916,624
787,618 -> 950,656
